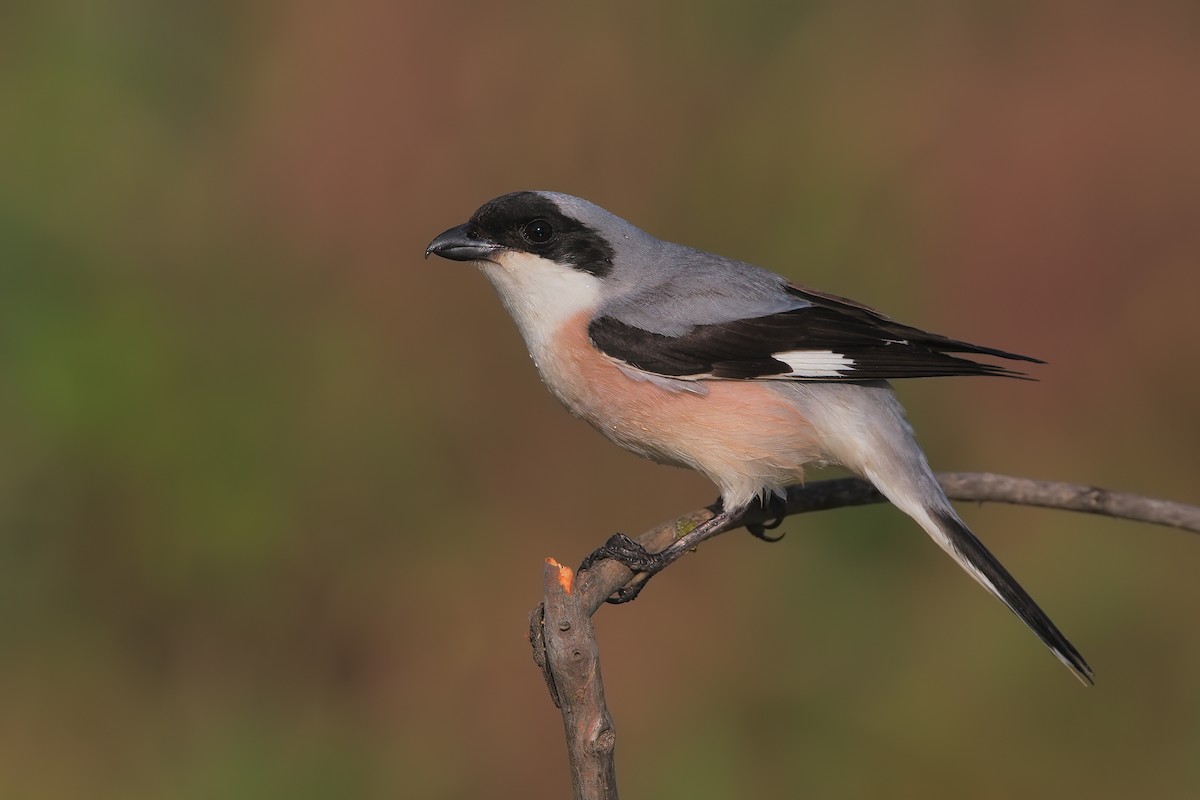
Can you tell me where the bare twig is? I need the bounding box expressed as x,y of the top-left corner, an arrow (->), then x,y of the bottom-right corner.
530,472 -> 1200,798
569,472 -> 1200,614
530,559 -> 618,800
936,472 -> 1200,531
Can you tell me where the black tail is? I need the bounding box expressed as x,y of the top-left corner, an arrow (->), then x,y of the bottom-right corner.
933,509 -> 1094,685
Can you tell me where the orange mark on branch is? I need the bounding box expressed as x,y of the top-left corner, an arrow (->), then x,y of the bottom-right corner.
545,557 -> 575,594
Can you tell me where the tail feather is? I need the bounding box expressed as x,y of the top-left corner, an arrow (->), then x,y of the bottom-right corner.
930,508 -> 1094,685
791,381 -> 1091,683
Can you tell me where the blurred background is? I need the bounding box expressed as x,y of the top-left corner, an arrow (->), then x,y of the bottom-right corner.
2,0 -> 1199,797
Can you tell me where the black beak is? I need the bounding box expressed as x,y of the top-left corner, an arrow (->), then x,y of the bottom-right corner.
424,223 -> 501,262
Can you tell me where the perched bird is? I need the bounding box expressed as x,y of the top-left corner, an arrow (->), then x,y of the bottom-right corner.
426,190 -> 1092,684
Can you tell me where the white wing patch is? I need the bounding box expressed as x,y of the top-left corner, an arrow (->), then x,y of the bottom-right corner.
774,349 -> 856,377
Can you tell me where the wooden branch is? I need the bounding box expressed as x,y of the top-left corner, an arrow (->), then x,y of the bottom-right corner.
530,559 -> 618,800
529,472 -> 1200,798
936,472 -> 1200,531
570,471 -> 1200,615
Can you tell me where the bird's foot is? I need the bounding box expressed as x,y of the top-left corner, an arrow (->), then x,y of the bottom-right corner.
578,504 -> 740,604
578,533 -> 670,604
578,533 -> 663,573
746,494 -> 788,542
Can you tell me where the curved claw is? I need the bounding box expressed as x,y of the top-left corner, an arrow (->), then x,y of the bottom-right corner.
747,519 -> 787,542
604,574 -> 651,604
746,494 -> 788,542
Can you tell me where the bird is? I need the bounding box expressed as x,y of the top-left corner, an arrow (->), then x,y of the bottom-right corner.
425,190 -> 1092,684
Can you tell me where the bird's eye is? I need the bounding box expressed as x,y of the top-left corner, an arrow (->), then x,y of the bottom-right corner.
521,219 -> 554,244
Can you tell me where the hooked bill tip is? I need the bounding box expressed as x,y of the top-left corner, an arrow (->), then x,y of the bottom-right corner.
425,223 -> 500,262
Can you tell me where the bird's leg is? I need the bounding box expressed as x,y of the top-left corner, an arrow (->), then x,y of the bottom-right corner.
746,493 -> 788,542
579,503 -> 741,604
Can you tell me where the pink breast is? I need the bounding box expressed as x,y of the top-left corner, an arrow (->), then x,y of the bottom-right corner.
542,313 -> 822,505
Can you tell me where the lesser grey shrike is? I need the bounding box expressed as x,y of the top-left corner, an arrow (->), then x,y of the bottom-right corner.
426,190 -> 1092,684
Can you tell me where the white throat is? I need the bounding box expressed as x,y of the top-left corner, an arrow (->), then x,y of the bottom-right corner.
476,251 -> 603,357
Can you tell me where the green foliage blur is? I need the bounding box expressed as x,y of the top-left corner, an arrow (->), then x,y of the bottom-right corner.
2,1 -> 1199,797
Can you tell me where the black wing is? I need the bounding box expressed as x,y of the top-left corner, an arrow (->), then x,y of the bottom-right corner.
589,285 -> 1042,381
